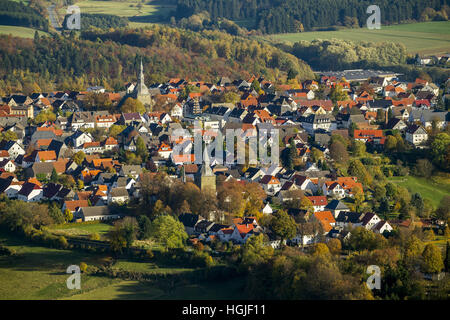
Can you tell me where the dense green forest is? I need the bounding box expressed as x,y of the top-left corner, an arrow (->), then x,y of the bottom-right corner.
62,13 -> 129,30
0,0 -> 48,31
175,0 -> 449,33
286,39 -> 409,70
0,25 -> 314,95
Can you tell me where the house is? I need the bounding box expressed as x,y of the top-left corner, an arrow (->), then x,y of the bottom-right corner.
71,131 -> 93,148
300,114 -> 336,135
0,140 -> 25,159
306,196 -> 328,212
0,177 -> 22,198
108,187 -> 129,204
341,114 -> 367,129
178,213 -> 205,235
120,165 -> 143,179
157,142 -> 172,159
76,206 -> 124,222
405,125 -> 428,147
229,217 -> 262,244
194,220 -> 215,234
0,159 -> 16,172
35,150 -> 57,162
359,212 -> 382,230
385,118 -> 407,131
311,211 -> 336,233
259,175 -> 281,196
325,200 -> 350,218
419,110 -> 448,129
372,220 -> 393,234
63,200 -> 90,213
322,181 -> 345,199
17,182 -> 43,202
262,203 -> 273,215
354,129 -> 385,145
120,113 -> 143,125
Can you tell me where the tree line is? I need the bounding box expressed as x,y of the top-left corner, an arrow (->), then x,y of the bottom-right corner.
0,24 -> 314,95
0,0 -> 48,31
174,0 -> 449,34
62,13 -> 129,30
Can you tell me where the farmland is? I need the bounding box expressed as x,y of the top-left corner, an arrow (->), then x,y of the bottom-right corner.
70,0 -> 176,26
266,21 -> 450,55
0,230 -> 245,300
388,175 -> 450,208
0,26 -> 48,39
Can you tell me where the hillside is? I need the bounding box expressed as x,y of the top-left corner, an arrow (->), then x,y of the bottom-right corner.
265,21 -> 450,55
0,25 -> 314,94
174,0 -> 449,34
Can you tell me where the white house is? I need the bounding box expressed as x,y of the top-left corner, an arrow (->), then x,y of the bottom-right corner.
0,159 -> 16,172
405,125 -> 428,147
17,182 -> 43,202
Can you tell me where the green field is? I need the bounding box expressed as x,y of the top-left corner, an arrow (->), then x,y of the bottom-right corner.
71,0 -> 175,24
266,21 -> 450,55
0,26 -> 48,39
0,230 -> 246,300
48,222 -> 112,240
0,231 -> 119,299
388,175 -> 450,208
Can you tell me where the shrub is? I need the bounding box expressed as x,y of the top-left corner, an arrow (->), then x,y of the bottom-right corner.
89,233 -> 101,241
58,236 -> 68,249
80,262 -> 88,273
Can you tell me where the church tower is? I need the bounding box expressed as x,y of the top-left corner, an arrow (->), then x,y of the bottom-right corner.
195,148 -> 216,195
132,59 -> 153,108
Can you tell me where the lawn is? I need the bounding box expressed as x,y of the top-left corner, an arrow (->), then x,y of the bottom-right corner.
266,21 -> 450,55
0,231 -> 119,300
0,230 -> 247,300
0,26 -> 49,39
71,0 -> 175,23
388,175 -> 450,208
47,222 -> 112,240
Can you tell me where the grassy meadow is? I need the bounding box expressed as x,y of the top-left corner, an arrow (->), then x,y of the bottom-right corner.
388,175 -> 450,208
0,26 -> 48,39
71,0 -> 175,25
266,21 -> 450,55
0,230 -> 245,300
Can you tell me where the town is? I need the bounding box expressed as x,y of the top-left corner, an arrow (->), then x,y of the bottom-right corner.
0,62 -> 449,300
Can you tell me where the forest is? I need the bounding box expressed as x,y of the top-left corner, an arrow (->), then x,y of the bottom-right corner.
62,13 -> 129,30
174,0 -> 449,33
0,25 -> 314,95
0,0 -> 48,31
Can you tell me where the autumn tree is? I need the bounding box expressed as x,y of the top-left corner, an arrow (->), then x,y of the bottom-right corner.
72,151 -> 86,166
269,210 -> 297,245
150,215 -> 188,249
329,140 -> 348,163
121,97 -> 145,114
241,234 -> 274,270
327,238 -> 342,255
421,244 -> 444,274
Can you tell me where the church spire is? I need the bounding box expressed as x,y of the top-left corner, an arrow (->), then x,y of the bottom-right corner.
139,58 -> 144,83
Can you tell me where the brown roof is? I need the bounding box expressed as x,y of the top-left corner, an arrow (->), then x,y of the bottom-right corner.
64,200 -> 89,212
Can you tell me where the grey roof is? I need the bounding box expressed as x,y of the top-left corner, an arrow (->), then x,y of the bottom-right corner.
421,110 -> 448,122
110,187 -> 129,198
326,200 -> 349,211
320,69 -> 399,82
80,206 -> 112,217
367,100 -> 393,109
178,213 -> 202,228
335,211 -> 361,224
120,165 -> 143,176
